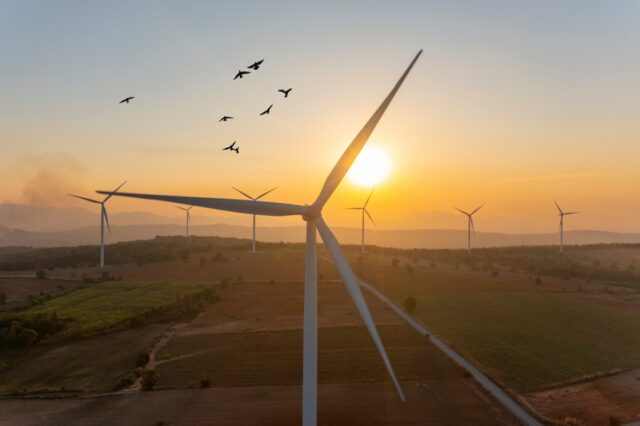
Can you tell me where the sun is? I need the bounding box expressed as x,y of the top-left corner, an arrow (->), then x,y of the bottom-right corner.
347,146 -> 392,187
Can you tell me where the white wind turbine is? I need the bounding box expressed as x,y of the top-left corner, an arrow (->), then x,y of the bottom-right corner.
97,50 -> 422,426
232,186 -> 277,253
346,190 -> 376,256
454,203 -> 484,255
174,205 -> 193,238
68,181 -> 126,268
554,200 -> 579,254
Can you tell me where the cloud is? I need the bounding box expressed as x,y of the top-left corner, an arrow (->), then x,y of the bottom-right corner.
17,153 -> 88,206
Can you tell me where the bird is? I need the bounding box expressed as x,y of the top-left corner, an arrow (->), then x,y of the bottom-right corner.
219,116 -> 233,122
278,88 -> 292,98
234,70 -> 250,80
247,59 -> 264,70
119,97 -> 134,104
223,141 -> 239,154
260,104 -> 273,116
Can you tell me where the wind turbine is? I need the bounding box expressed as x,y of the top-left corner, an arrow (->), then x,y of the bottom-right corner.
68,181 -> 126,268
97,50 -> 422,426
231,186 -> 278,253
175,205 -> 193,238
454,203 -> 484,255
554,200 -> 579,254
346,190 -> 376,256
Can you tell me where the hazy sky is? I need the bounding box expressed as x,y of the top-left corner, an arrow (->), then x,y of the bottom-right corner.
1,1 -> 639,233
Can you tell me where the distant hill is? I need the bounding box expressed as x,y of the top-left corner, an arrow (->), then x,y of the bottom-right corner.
2,223 -> 640,249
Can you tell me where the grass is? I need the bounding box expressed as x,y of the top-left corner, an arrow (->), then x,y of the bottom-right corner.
412,292 -> 640,392
3,281 -> 211,337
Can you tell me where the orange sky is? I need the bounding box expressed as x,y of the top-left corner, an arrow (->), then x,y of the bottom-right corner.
1,2 -> 640,233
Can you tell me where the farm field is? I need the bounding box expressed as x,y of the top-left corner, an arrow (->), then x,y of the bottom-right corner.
0,277 -> 79,303
2,281 -> 214,337
0,323 -> 167,394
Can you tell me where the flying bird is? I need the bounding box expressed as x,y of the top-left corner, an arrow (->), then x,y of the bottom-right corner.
119,97 -> 134,104
247,59 -> 264,70
234,70 -> 250,80
260,104 -> 273,116
278,88 -> 292,98
223,141 -> 239,154
219,116 -> 233,122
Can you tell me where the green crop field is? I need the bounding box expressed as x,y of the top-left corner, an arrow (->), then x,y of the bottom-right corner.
412,292 -> 640,392
3,282 -> 213,337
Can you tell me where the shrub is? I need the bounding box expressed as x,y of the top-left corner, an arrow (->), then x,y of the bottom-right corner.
392,257 -> 400,268
404,297 -> 417,314
36,270 -> 46,280
141,369 -> 158,390
0,292 -> 6,304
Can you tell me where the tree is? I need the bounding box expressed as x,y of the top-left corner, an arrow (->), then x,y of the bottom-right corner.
392,257 -> 400,268
36,270 -> 46,280
199,256 -> 207,269
404,296 -> 417,314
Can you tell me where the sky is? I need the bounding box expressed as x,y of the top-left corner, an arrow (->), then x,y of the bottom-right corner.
1,0 -> 639,233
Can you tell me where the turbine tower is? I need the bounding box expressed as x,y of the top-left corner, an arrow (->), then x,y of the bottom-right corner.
174,205 -> 193,238
232,186 -> 277,253
554,200 -> 579,254
68,181 -> 126,268
454,203 -> 484,255
97,50 -> 422,426
346,190 -> 376,256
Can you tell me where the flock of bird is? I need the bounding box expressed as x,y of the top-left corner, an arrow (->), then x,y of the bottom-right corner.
222,58 -> 292,154
118,58 -> 292,156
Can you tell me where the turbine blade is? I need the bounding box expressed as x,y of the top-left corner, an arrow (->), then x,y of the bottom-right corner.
68,194 -> 101,204
316,217 -> 405,401
232,187 -> 254,200
564,211 -> 579,215
471,203 -> 485,215
187,210 -> 191,224
364,209 -> 376,227
364,190 -> 374,208
103,181 -> 127,203
312,50 -> 422,209
95,191 -> 308,217
553,199 -> 563,214
454,207 -> 470,216
470,217 -> 475,234
255,187 -> 278,201
345,207 -> 363,210
173,205 -> 188,211
102,206 -> 111,234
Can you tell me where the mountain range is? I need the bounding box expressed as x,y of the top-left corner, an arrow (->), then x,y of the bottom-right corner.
2,203 -> 640,249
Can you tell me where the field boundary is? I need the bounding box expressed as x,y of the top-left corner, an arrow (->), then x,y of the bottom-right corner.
358,280 -> 543,426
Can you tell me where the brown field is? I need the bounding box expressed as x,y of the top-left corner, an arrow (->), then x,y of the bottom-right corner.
0,323 -> 168,394
0,277 -> 79,303
0,272 -> 518,425
524,368 -> 640,425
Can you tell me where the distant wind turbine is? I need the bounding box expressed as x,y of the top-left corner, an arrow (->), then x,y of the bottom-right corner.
554,200 -> 579,254
97,50 -> 422,426
68,181 -> 126,268
346,190 -> 376,256
175,205 -> 193,238
232,187 -> 277,253
454,203 -> 484,255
